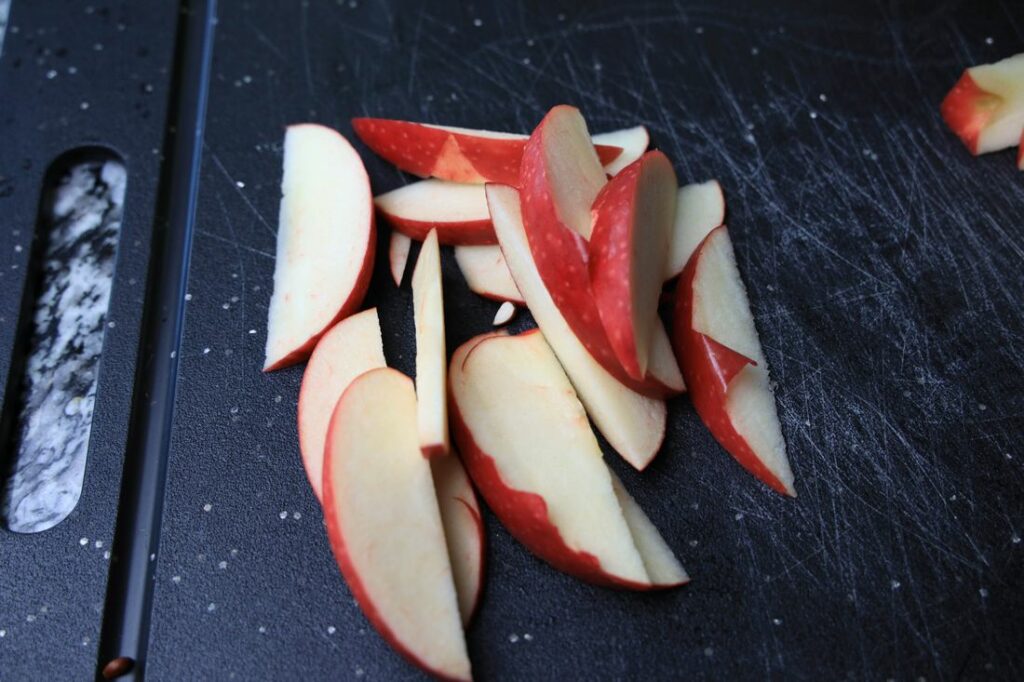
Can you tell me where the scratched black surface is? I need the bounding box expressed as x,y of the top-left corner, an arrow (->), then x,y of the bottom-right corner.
139,1 -> 1024,680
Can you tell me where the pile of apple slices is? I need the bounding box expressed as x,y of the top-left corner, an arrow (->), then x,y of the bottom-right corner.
941,52 -> 1024,169
261,106 -> 796,679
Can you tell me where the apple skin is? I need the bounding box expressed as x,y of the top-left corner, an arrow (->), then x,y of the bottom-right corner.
352,117 -> 623,184
377,204 -> 496,246
1019,129 -> 1024,169
941,71 -> 994,155
672,226 -> 793,496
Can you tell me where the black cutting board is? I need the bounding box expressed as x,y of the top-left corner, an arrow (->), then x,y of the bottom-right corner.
4,1 -> 1024,680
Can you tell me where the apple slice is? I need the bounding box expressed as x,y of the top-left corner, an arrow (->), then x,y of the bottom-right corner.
592,126 -> 649,176
449,330 -> 684,589
487,184 -> 667,469
388,231 -> 412,286
1019,130 -> 1024,169
589,151 -> 678,379
412,229 -> 450,458
941,53 -> 1024,155
263,124 -> 375,371
453,245 -> 524,304
431,454 -> 485,625
673,226 -> 795,496
352,117 -> 624,184
665,180 -> 725,280
323,368 -> 471,680
375,179 -> 496,245
492,301 -> 516,327
297,309 -> 386,502
608,472 -> 688,587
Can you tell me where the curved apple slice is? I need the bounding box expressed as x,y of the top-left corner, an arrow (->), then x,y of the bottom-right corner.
454,245 -> 524,304
264,124 -> 375,371
608,472 -> 688,587
665,180 -> 725,280
487,184 -> 667,469
375,180 -> 495,245
323,368 -> 471,681
412,230 -> 449,458
298,309 -> 386,502
388,231 -> 412,286
941,53 -> 1024,155
449,331 -> 684,589
352,117 -> 624,184
673,226 -> 795,496
431,454 -> 485,625
590,151 -> 678,380
592,126 -> 649,176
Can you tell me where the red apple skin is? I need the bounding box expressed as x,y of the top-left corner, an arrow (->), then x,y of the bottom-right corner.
263,216 -> 376,372
1018,129 -> 1024,169
352,117 -> 623,185
940,71 -> 996,155
322,375 -> 469,682
672,226 -> 792,496
376,207 -> 496,246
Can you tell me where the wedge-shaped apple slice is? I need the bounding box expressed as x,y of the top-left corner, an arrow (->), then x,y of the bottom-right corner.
323,368 -> 471,680
608,472 -> 688,587
673,226 -> 795,496
665,180 -> 725,280
487,184 -> 669,469
353,117 -> 625,184
297,309 -> 386,502
412,229 -> 450,458
492,301 -> 517,327
592,126 -> 650,176
388,231 -> 412,286
941,52 -> 1024,155
432,454 -> 485,625
590,151 -> 678,380
264,124 -> 375,371
454,245 -> 524,304
375,179 -> 496,245
449,330 -> 685,589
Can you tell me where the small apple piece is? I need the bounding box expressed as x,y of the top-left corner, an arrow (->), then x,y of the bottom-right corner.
608,472 -> 688,587
352,117 -> 624,184
264,124 -> 375,371
323,368 -> 471,681
673,226 -> 795,496
589,151 -> 678,379
665,180 -> 725,280
1018,129 -> 1024,169
412,229 -> 450,458
297,309 -> 386,502
487,184 -> 667,469
388,231 -> 412,286
592,126 -> 649,176
431,454 -> 485,625
492,301 -> 517,327
941,53 -> 1024,155
375,179 -> 496,245
454,244 -> 524,304
449,331 -> 683,589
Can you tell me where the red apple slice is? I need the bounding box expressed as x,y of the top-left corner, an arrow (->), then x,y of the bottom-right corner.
412,229 -> 450,458
673,226 -> 795,496
263,124 -> 375,371
352,117 -> 624,184
375,179 -> 496,245
449,330 -> 684,589
487,184 -> 667,469
492,301 -> 516,326
665,180 -> 725,280
389,231 -> 412,286
297,308 -> 386,502
453,245 -> 524,304
431,454 -> 485,625
941,53 -> 1024,155
323,368 -> 471,681
589,151 -> 678,380
592,126 -> 649,176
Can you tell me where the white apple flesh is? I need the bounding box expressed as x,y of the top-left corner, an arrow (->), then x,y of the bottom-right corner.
665,180 -> 725,280
389,231 -> 412,286
431,454 -> 485,625
412,229 -> 450,458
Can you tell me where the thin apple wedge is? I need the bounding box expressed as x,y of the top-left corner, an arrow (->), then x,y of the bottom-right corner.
352,117 -> 624,184
297,309 -> 386,502
449,330 -> 685,589
492,301 -> 516,327
941,53 -> 1024,155
432,454 -> 485,625
412,229 -> 450,458
487,183 -> 668,469
388,231 -> 412,286
454,245 -> 524,304
673,226 -> 795,496
608,472 -> 688,587
264,124 -> 375,371
589,151 -> 678,380
665,180 -> 725,280
375,179 -> 496,245
592,126 -> 650,176
323,368 -> 471,681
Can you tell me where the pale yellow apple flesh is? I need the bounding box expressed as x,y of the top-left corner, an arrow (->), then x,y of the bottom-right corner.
592,126 -> 650,176
608,471 -> 688,587
431,454 -> 484,625
666,180 -> 725,280
412,229 -> 450,458
389,231 -> 412,286
375,179 -> 490,225
454,244 -> 524,303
